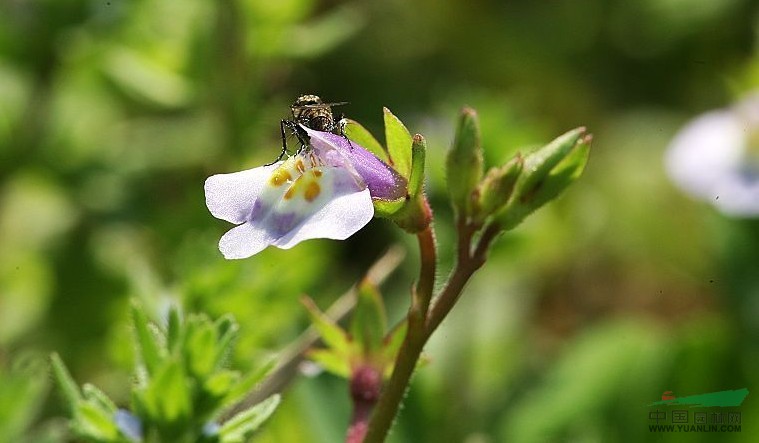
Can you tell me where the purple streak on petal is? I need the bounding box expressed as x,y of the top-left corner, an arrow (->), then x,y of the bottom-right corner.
305,128 -> 408,200
249,199 -> 265,220
269,212 -> 297,236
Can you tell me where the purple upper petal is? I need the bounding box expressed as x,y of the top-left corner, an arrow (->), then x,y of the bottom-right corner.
305,128 -> 408,200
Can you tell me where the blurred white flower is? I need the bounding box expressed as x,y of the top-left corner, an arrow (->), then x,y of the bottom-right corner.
665,94 -> 759,216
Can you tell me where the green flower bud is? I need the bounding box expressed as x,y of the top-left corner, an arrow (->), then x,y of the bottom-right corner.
446,107 -> 484,218
498,128 -> 591,230
408,134 -> 427,199
475,154 -> 524,221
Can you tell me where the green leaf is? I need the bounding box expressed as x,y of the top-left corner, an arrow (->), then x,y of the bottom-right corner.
447,107 -> 484,217
307,349 -> 351,378
131,304 -> 165,376
381,321 -> 407,378
373,198 -> 406,218
204,370 -> 239,398
142,359 -> 192,424
184,317 -> 218,378
219,395 -> 280,443
72,402 -> 120,441
214,315 -> 239,370
83,384 -> 117,414
302,297 -> 350,356
222,358 -> 276,408
50,353 -> 81,411
384,107 -> 413,178
350,280 -> 387,355
166,305 -> 182,354
408,134 -> 427,198
344,119 -> 390,163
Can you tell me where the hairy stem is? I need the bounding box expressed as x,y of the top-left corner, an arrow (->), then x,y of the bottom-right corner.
426,221 -> 499,334
364,218 -> 501,442
364,226 -> 437,442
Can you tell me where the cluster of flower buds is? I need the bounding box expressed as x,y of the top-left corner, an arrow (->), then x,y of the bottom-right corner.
447,107 -> 592,232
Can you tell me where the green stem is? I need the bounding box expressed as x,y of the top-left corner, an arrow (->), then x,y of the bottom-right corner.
425,219 -> 496,335
364,226 -> 437,442
364,219 -> 501,442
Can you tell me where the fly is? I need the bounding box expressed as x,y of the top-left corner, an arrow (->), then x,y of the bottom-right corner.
271,94 -> 350,164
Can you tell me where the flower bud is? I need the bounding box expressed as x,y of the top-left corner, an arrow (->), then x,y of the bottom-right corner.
498,128 -> 591,230
475,154 -> 523,221
447,107 -> 484,217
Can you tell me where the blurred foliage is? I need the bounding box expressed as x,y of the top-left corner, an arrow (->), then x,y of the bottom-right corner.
1,0 -> 759,442
51,304 -> 279,442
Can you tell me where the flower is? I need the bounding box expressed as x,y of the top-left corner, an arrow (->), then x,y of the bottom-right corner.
205,127 -> 405,259
665,94 -> 759,216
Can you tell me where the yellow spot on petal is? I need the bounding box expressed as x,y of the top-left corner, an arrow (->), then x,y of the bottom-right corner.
270,169 -> 292,187
304,181 -> 321,202
296,159 -> 306,173
284,187 -> 295,200
312,169 -> 323,177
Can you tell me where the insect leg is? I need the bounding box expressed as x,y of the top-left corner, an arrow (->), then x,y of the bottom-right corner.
265,120 -> 291,166
337,116 -> 354,151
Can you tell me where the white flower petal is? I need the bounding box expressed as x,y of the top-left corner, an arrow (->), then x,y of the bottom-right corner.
714,176 -> 759,216
214,164 -> 371,259
205,163 -> 280,224
665,110 -> 744,200
218,223 -> 275,259
274,188 -> 373,249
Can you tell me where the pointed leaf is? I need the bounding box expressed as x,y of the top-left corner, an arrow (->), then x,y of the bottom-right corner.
214,315 -> 239,369
131,303 -> 165,376
184,317 -> 218,378
204,370 -> 239,398
222,357 -> 276,408
350,280 -> 387,355
219,394 -> 280,442
382,321 -> 407,362
302,297 -> 350,356
166,305 -> 182,354
384,107 -> 413,178
307,348 -> 352,378
83,383 -> 117,414
72,402 -> 120,440
380,321 -> 408,378
143,359 -> 192,423
50,353 -> 82,411
344,119 -> 390,163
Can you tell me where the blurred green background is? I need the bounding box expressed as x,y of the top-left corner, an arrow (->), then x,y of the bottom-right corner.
1,0 -> 758,442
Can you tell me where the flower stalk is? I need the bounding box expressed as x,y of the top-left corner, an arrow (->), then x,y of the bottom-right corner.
200,104 -> 590,443
363,109 -> 590,442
